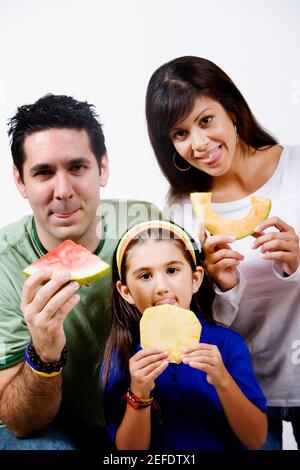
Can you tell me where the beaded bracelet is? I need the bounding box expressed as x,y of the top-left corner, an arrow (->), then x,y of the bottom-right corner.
25,343 -> 67,377
122,389 -> 154,410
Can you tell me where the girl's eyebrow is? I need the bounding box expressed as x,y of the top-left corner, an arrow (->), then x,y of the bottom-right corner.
131,260 -> 185,275
132,266 -> 151,275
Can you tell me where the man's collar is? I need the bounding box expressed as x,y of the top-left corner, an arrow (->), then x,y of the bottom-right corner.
31,217 -> 106,256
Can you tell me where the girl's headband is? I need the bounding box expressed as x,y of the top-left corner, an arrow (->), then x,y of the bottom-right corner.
116,220 -> 198,278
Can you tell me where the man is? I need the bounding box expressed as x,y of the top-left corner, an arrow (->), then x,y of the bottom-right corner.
0,94 -> 159,449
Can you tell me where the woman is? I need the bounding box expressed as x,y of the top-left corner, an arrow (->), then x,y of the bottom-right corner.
145,56 -> 300,450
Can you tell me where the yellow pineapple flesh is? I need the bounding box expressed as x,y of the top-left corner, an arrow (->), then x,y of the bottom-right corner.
140,304 -> 201,364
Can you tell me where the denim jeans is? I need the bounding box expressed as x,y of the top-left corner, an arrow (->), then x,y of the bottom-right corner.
0,423 -> 76,450
261,406 -> 300,450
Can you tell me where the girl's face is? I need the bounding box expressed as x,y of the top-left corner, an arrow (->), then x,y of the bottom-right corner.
117,239 -> 203,314
168,96 -> 238,177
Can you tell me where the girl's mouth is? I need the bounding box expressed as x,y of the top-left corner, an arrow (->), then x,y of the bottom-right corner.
154,298 -> 177,306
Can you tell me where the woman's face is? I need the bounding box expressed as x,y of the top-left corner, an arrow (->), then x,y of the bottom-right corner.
168,96 -> 238,177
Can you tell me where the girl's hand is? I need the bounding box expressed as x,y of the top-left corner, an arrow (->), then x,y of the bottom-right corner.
129,348 -> 169,398
181,343 -> 231,390
203,235 -> 244,291
252,217 -> 300,275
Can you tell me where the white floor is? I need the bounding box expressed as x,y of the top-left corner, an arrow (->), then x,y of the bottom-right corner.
283,422 -> 297,450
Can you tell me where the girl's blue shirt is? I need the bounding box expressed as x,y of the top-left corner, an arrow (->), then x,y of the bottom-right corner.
102,318 -> 267,450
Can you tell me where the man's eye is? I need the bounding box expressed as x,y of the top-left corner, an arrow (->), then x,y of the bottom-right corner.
70,164 -> 85,172
34,170 -> 53,177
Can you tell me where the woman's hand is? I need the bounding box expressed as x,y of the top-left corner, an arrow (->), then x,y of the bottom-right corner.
253,216 -> 300,275
203,235 -> 244,291
129,348 -> 169,398
181,343 -> 231,390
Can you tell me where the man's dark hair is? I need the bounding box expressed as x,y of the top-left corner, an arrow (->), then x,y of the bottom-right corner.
7,94 -> 107,181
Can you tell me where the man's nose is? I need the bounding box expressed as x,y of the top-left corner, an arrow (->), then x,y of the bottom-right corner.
53,173 -> 74,200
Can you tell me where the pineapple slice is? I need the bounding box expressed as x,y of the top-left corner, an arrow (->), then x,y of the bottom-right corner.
140,304 -> 201,364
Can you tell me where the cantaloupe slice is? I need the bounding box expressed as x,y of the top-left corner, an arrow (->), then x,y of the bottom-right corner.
190,192 -> 271,240
23,240 -> 110,286
140,304 -> 201,364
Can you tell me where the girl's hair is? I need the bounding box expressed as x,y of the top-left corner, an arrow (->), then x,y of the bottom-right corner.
101,227 -> 215,389
145,56 -> 278,200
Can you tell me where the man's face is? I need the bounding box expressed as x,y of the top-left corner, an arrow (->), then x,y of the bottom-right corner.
14,128 -> 109,251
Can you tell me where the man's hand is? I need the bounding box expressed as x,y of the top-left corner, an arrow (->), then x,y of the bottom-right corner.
21,269 -> 80,362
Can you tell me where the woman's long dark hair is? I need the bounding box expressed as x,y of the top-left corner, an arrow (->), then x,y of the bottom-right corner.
101,227 -> 215,390
145,56 -> 278,200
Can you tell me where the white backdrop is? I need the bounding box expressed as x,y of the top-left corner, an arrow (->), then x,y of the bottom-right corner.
0,0 -> 299,449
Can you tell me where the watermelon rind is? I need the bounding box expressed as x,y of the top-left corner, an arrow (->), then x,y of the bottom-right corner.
22,261 -> 110,286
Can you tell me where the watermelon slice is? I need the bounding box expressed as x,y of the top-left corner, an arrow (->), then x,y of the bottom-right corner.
23,240 -> 110,286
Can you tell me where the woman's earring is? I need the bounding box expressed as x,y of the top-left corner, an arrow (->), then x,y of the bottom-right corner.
173,152 -> 191,172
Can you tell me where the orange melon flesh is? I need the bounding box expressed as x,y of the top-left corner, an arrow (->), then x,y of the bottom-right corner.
23,240 -> 111,286
140,304 -> 201,364
190,192 -> 271,239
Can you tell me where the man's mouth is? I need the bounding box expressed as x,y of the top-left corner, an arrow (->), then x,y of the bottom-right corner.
51,209 -> 79,219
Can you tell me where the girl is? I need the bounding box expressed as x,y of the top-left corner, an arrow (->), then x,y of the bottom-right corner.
145,57 -> 300,449
101,220 -> 267,450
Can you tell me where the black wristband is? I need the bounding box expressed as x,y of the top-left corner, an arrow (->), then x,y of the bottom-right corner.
25,343 -> 67,373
